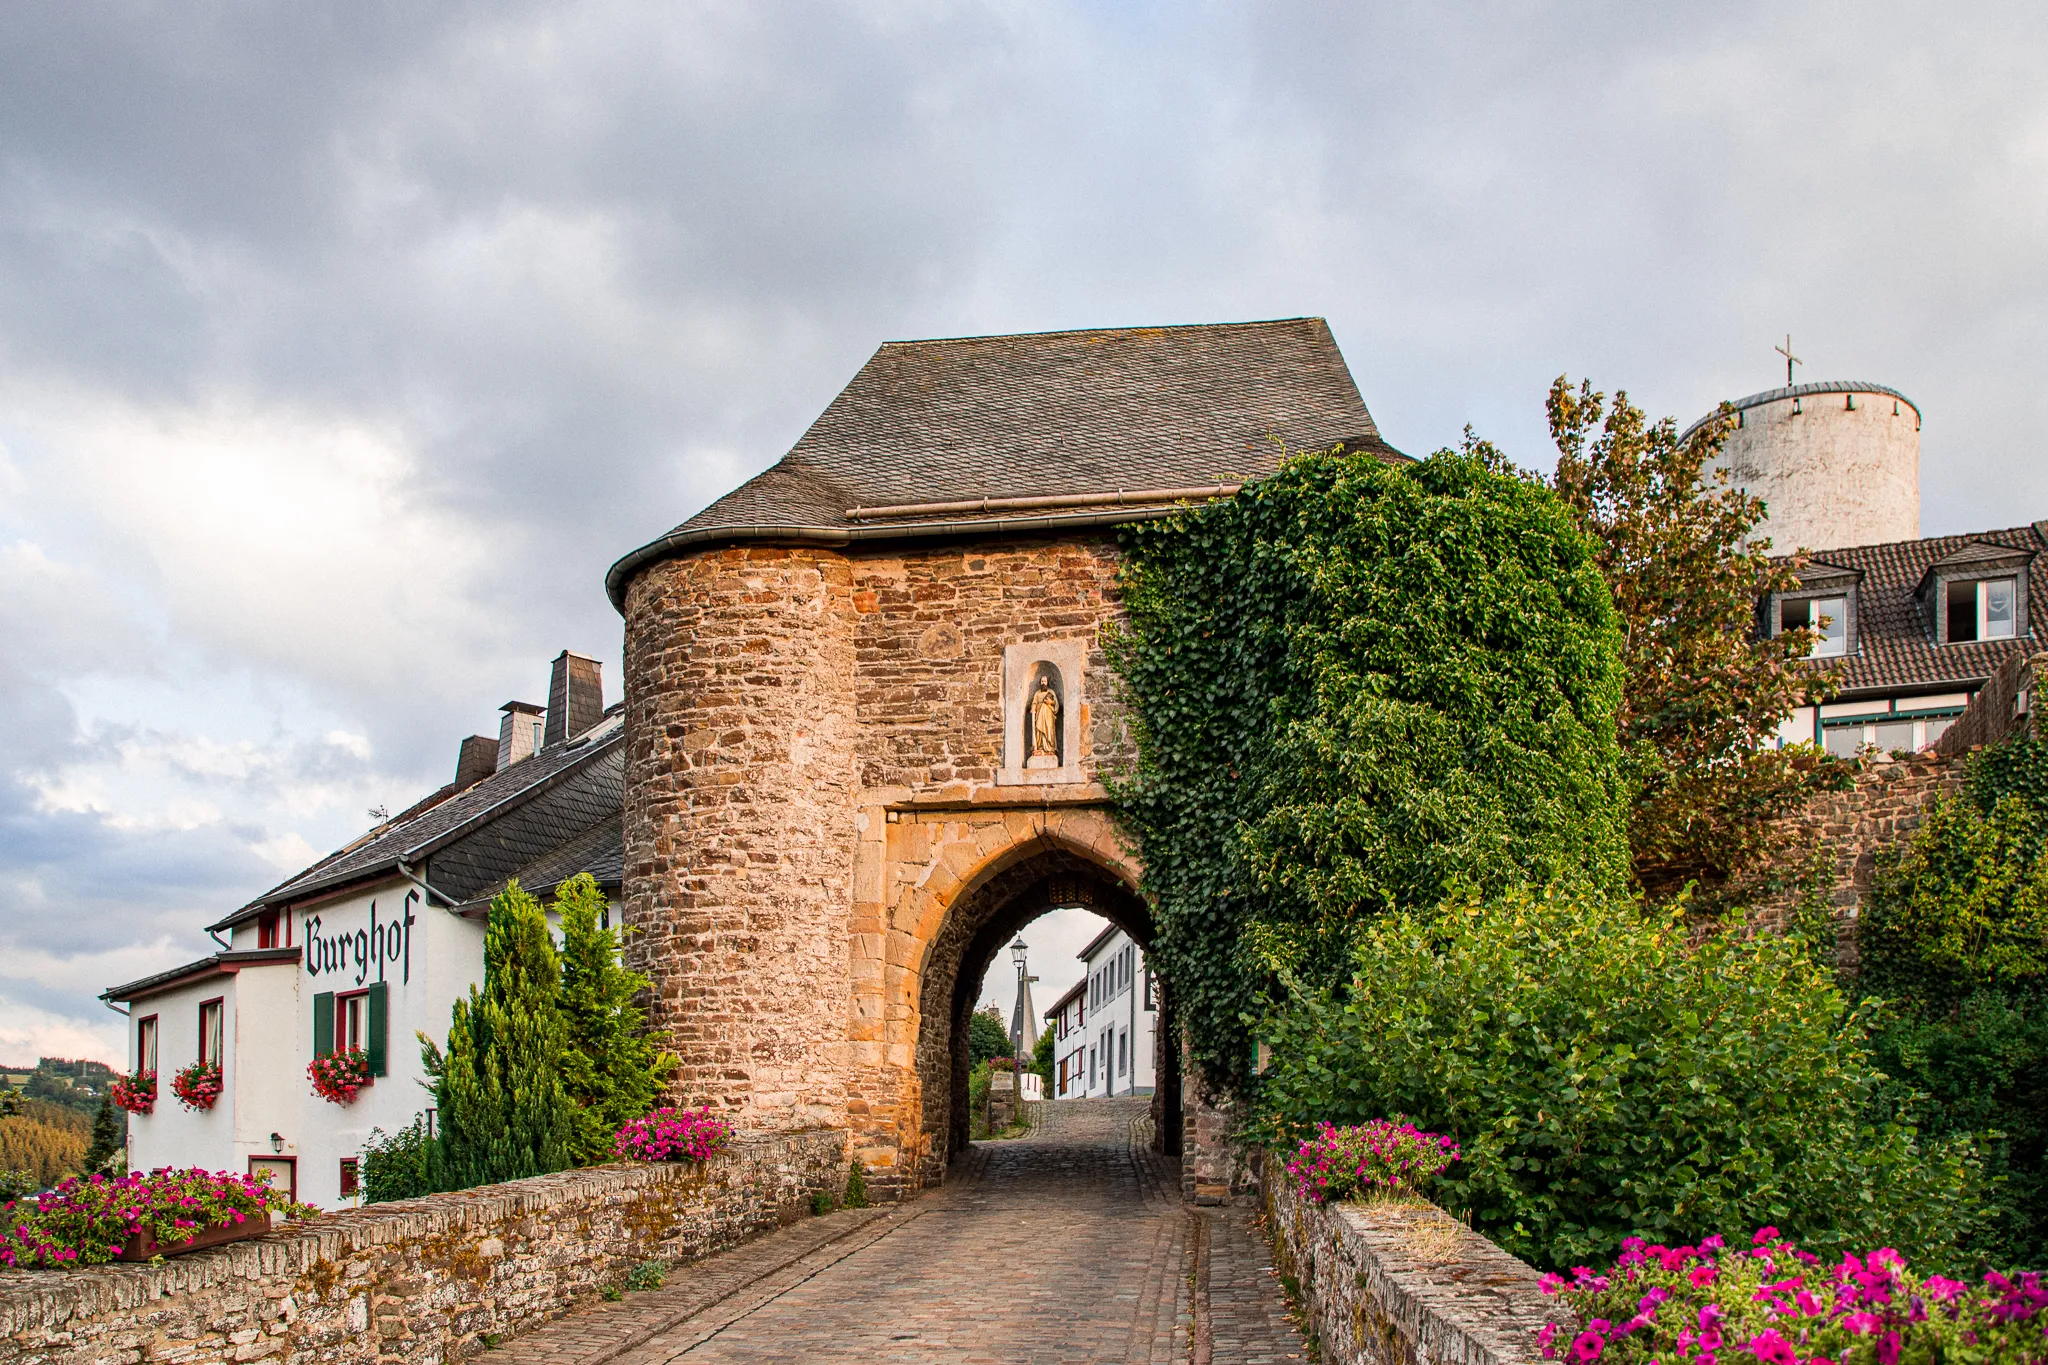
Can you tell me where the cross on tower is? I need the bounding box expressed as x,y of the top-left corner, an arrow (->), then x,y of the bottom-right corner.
1775,334 -> 1802,388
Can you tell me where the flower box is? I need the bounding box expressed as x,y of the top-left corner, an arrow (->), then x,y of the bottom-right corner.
111,1210 -> 270,1261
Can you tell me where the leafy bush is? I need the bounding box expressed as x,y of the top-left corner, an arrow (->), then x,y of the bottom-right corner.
1285,1120 -> 1459,1204
1536,1226 -> 2046,1365
1,1168 -> 297,1268
611,1107 -> 731,1163
361,1114 -> 443,1203
1857,735 -> 2048,1270
1113,444 -> 1630,1084
1256,890 -> 1982,1271
624,1259 -> 667,1291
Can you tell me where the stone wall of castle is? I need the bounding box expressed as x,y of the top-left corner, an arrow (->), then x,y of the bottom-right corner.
620,533 -> 1147,1193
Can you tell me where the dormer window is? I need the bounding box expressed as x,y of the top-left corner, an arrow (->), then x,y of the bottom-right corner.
1946,577 -> 2017,643
1781,595 -> 1849,658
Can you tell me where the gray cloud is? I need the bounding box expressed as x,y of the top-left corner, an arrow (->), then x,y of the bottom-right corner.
3,0 -> 2045,1057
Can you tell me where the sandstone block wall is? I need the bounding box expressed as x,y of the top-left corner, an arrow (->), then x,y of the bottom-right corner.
622,548 -> 859,1134
0,1133 -> 843,1365
622,532 -> 1153,1194
1266,1181 -> 1552,1365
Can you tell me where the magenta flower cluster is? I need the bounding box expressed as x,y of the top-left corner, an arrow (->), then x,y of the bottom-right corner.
612,1107 -> 732,1164
170,1059 -> 223,1112
1537,1227 -> 2047,1365
1286,1119 -> 1460,1204
0,1167 -> 293,1269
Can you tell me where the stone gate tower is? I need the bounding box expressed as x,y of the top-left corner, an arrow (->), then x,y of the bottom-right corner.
605,319 -> 1398,1196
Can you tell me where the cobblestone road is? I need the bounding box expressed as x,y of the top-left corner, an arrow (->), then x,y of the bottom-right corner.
494,1097 -> 1306,1364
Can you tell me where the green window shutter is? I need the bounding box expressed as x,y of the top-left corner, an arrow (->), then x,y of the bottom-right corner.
312,992 -> 334,1058
366,982 -> 388,1076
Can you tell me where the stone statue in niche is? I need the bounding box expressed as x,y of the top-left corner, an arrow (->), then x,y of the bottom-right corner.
1026,670 -> 1062,768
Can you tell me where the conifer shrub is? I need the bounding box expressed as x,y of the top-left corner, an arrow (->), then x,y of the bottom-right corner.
1113,444 -> 1630,1082
360,1114 -> 442,1203
421,882 -> 578,1189
1255,890 -> 1983,1272
555,874 -> 678,1166
844,1159 -> 869,1209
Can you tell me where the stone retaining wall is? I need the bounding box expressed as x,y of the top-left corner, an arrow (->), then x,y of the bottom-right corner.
0,1129 -> 844,1365
1266,1177 -> 1552,1365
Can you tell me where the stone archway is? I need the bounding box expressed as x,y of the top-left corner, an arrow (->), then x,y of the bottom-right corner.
845,802 -> 1179,1197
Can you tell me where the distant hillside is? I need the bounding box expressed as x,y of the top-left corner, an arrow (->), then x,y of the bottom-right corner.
0,1116 -> 88,1189
0,1057 -> 117,1118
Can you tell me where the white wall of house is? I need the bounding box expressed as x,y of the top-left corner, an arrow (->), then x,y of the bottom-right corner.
125,876 -> 485,1209
1047,990 -> 1088,1099
1077,929 -> 1156,1098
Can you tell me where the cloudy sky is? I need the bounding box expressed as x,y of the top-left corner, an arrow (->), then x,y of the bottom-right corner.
4,1 -> 2046,1059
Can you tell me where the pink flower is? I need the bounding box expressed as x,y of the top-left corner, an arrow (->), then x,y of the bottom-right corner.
1841,1313 -> 1880,1336
1752,1227 -> 1780,1247
1569,1329 -> 1607,1363
1742,1329 -> 1796,1365
1691,1266 -> 1719,1288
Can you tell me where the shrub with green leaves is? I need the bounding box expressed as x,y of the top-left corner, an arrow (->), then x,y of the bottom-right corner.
1112,444 -> 1630,1083
361,1113 -> 442,1203
1857,734 -> 2048,1270
1255,889 -> 1982,1272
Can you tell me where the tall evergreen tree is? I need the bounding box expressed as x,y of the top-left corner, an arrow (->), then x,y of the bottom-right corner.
82,1092 -> 122,1174
422,882 -> 577,1188
554,874 -> 676,1165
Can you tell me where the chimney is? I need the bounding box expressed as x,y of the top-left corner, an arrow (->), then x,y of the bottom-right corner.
454,735 -> 499,790
497,700 -> 546,768
544,651 -> 604,747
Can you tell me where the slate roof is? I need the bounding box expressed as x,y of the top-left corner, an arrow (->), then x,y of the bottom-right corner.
608,318 -> 1397,608
208,708 -> 626,930
452,817 -> 623,917
102,949 -> 301,1005
1788,521 -> 2047,696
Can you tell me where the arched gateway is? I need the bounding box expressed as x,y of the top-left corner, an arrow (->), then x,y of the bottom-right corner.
605,319 -> 1397,1197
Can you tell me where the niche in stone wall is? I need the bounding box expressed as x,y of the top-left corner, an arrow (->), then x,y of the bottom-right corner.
1000,639 -> 1086,785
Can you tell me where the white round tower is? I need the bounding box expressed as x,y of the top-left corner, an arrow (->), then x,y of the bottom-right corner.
1684,381 -> 1921,553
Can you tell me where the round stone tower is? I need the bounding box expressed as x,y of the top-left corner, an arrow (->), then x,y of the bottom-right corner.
1685,381 -> 1921,553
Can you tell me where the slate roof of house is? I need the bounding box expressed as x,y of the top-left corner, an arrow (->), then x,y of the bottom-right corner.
207,708 -> 626,930
607,318 -> 1399,608
451,815 -> 623,917
1790,521 -> 2047,696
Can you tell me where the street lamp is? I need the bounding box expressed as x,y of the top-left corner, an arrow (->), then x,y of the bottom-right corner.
1010,938 -> 1029,1125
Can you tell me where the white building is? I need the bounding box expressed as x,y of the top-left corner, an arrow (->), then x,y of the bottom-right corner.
102,652 -> 624,1209
1043,924 -> 1156,1099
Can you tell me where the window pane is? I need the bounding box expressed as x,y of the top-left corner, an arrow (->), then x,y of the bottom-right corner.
1823,726 -> 1865,760
1923,716 -> 1956,747
1948,580 -> 1979,642
1779,597 -> 1810,634
1872,720 -> 1914,752
1984,578 -> 2017,639
1810,598 -> 1848,657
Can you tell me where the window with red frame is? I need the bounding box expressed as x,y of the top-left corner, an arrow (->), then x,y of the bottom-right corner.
335,991 -> 368,1053
256,910 -> 281,948
339,1157 -> 359,1199
198,998 -> 224,1066
136,1014 -> 159,1073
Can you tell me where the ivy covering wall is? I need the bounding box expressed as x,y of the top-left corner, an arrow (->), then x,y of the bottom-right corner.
1110,445 -> 1631,1083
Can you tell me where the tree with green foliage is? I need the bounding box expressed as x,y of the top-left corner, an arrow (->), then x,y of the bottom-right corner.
1256,888 -> 1983,1272
421,881 -> 578,1189
1547,379 -> 1842,895
967,1007 -> 1010,1066
1031,1022 -> 1055,1088
555,873 -> 678,1165
1858,735 -> 2048,1269
1112,442 -> 1631,1084
82,1093 -> 121,1175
